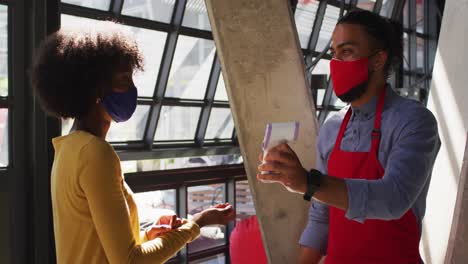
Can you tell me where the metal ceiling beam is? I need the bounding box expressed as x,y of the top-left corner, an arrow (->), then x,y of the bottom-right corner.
116,145 -> 240,161
143,0 -> 188,148
195,55 -> 221,146
110,0 -> 124,15
373,0 -> 383,13
391,0 -> 406,21
125,164 -> 245,192
307,0 -> 328,51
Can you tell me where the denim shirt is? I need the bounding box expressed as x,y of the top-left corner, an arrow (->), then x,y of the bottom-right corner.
299,87 -> 441,255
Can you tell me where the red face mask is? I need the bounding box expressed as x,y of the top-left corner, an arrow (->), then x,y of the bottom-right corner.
330,57 -> 369,96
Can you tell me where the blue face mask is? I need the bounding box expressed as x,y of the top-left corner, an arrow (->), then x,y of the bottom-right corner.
101,85 -> 138,123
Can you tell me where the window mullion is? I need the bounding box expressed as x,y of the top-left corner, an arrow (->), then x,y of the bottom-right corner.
195,55 -> 220,146
143,0 -> 188,148
307,0 -> 327,51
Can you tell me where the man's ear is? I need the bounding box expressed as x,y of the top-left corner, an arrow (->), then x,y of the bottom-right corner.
372,51 -> 388,72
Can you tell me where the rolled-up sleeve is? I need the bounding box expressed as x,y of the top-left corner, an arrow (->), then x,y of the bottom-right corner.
299,121 -> 335,254
345,108 -> 440,223
299,200 -> 329,255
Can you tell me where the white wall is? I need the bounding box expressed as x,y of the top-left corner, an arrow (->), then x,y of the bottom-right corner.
423,0 -> 468,263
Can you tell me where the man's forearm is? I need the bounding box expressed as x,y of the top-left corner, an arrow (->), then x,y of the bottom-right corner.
312,175 -> 349,211
299,246 -> 323,264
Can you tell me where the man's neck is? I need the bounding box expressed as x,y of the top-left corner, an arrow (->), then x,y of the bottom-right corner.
351,78 -> 386,108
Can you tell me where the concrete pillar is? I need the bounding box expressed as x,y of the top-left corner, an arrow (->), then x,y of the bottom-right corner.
206,0 -> 319,263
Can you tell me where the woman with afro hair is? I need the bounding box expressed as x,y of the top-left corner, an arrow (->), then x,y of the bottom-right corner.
31,21 -> 234,264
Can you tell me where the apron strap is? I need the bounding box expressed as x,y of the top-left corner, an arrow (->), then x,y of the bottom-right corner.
333,107 -> 352,152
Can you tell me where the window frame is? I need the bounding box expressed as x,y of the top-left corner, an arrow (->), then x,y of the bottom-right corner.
60,1 -> 240,161
125,164 -> 247,263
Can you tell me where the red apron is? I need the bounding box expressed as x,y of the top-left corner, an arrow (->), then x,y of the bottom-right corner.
325,87 -> 421,264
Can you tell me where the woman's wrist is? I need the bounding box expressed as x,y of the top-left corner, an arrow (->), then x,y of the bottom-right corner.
192,213 -> 206,228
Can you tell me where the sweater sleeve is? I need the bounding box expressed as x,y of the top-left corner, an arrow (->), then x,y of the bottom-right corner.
79,138 -> 200,264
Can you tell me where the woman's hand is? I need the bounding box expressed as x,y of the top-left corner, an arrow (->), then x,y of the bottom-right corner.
192,203 -> 235,228
146,214 -> 183,240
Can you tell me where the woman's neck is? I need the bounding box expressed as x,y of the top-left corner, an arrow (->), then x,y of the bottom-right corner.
74,108 -> 111,139
75,120 -> 110,139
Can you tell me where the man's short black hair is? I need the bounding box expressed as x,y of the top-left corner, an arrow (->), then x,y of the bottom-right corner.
31,21 -> 143,119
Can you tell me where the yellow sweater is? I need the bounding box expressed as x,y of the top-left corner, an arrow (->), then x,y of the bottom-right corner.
51,131 -> 200,264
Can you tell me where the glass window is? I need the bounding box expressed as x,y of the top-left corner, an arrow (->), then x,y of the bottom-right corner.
204,108 -> 234,140
403,74 -> 410,88
316,89 -> 325,107
61,118 -> 74,136
316,5 -> 340,52
61,15 -> 167,98
182,0 -> 211,31
356,0 -> 375,11
133,189 -> 176,230
236,180 -> 255,222
214,73 -> 228,101
165,36 -> 215,99
380,0 -> 395,18
60,105 -> 150,141
403,1 -> 409,29
122,0 -> 175,23
61,14 -> 93,30
190,254 -> 225,264
416,37 -> 425,72
0,109 -> 8,167
61,0 -> 111,11
188,183 -> 226,253
121,154 -> 243,173
294,1 -> 319,48
403,33 -> 409,71
0,5 -> 7,97
106,105 -> 151,142
123,25 -> 167,97
310,71 -> 328,106
416,0 -> 424,33
311,58 -> 330,77
154,106 -> 201,141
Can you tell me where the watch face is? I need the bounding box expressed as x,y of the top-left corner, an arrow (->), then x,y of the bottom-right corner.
304,170 -> 321,201
310,169 -> 322,187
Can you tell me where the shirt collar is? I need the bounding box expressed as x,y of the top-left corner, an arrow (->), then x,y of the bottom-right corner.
350,84 -> 398,121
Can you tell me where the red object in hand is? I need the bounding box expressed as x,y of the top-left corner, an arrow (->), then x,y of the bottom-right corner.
230,216 -> 268,264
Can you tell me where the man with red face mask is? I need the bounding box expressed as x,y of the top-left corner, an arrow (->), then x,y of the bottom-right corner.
257,10 -> 440,264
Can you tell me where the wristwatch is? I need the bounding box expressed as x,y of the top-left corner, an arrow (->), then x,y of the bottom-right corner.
303,169 -> 322,201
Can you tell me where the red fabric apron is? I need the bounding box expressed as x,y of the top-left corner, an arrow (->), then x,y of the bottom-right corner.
325,87 -> 421,264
